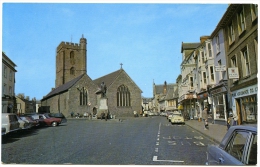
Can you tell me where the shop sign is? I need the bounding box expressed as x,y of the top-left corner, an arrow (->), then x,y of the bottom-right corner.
228,68 -> 239,79
232,85 -> 258,98
211,87 -> 224,95
215,65 -> 226,72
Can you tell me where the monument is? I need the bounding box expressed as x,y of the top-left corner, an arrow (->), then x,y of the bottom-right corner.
96,82 -> 109,120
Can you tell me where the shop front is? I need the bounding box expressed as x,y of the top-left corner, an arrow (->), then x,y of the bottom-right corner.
210,86 -> 228,125
231,84 -> 257,125
178,93 -> 196,120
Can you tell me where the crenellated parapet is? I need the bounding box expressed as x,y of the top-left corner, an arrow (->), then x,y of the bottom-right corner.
56,41 -> 81,52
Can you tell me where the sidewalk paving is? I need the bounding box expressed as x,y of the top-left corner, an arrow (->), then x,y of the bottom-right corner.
185,119 -> 227,144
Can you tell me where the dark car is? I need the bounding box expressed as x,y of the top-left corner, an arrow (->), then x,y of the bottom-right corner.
47,113 -> 67,124
38,114 -> 64,127
206,125 -> 257,165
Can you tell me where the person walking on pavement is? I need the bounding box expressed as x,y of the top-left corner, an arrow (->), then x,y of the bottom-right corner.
233,112 -> 238,126
202,107 -> 209,130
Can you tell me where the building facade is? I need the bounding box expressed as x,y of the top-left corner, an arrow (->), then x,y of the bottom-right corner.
223,4 -> 258,124
2,52 -> 17,113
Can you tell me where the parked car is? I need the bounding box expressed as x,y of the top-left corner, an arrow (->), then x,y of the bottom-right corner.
38,113 -> 65,127
2,113 -> 20,135
20,115 -> 39,127
170,111 -> 185,124
206,125 -> 257,165
17,116 -> 33,130
48,113 -> 67,124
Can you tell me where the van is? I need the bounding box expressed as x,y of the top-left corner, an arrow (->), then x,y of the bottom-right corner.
2,113 -> 20,135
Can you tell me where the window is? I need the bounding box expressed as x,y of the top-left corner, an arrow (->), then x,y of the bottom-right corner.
238,8 -> 246,34
216,34 -> 220,53
248,134 -> 257,165
190,77 -> 193,89
214,94 -> 225,119
70,67 -> 75,75
209,66 -> 215,82
201,51 -> 205,63
3,84 -> 6,95
231,55 -> 237,67
254,38 -> 258,71
241,95 -> 257,123
117,85 -> 131,107
225,131 -> 249,162
9,86 -> 12,96
4,66 -> 7,78
241,46 -> 250,77
229,23 -> 235,44
79,87 -> 88,105
251,4 -> 258,21
203,72 -> 207,84
70,51 -> 75,65
218,60 -> 223,80
9,70 -> 12,81
207,42 -> 212,57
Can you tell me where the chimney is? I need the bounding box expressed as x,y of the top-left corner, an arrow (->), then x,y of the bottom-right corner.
200,36 -> 210,43
163,81 -> 167,95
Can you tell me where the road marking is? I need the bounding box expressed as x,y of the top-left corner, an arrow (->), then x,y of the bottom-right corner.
157,138 -> 160,141
185,136 -> 192,139
156,142 -> 159,145
187,141 -> 191,145
172,136 -> 181,139
163,136 -> 171,139
153,156 -> 184,163
194,136 -> 203,140
155,148 -> 158,152
193,141 -> 205,146
168,141 -> 176,145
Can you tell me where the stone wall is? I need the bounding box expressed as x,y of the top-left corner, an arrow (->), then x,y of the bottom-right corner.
107,70 -> 142,117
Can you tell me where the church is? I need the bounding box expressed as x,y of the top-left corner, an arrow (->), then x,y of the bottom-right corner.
41,35 -> 142,118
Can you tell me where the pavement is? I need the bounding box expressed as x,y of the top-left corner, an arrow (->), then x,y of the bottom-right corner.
185,119 -> 227,144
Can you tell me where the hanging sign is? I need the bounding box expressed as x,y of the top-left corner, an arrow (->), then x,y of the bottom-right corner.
228,68 -> 239,79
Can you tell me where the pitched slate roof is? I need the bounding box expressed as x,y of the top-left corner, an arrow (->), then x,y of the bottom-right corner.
93,68 -> 142,92
93,69 -> 122,88
181,42 -> 200,53
41,74 -> 85,101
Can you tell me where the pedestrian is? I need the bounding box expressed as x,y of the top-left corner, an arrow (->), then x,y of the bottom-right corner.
232,112 -> 238,126
202,107 -> 209,130
70,111 -> 74,118
197,110 -> 201,122
227,112 -> 233,130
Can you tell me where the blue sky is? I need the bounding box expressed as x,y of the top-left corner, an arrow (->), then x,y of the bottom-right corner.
2,2 -> 230,100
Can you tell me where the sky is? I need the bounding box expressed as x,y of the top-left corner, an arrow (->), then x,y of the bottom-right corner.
1,1 -> 245,100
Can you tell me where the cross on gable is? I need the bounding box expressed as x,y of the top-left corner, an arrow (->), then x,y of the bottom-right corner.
120,63 -> 123,69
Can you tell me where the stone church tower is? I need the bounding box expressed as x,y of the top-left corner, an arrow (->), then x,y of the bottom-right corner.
55,35 -> 87,88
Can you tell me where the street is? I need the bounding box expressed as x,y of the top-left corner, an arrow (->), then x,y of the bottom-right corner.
2,116 -> 217,165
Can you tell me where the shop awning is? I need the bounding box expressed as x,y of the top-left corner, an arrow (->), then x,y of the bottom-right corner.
178,105 -> 183,110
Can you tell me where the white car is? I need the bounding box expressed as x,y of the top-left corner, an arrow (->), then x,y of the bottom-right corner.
17,116 -> 33,130
2,113 -> 20,135
170,111 -> 185,124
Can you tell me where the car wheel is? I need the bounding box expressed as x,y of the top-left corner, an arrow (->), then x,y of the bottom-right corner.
52,122 -> 58,127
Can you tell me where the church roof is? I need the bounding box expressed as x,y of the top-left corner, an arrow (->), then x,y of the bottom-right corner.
41,74 -> 85,100
93,68 -> 142,92
93,69 -> 122,88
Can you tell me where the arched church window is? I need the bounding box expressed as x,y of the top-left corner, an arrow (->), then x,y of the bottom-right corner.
117,85 -> 131,107
70,67 -> 75,75
79,87 -> 88,105
70,51 -> 75,65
